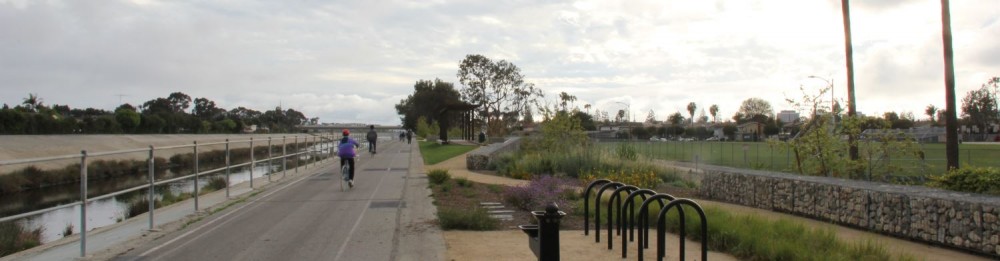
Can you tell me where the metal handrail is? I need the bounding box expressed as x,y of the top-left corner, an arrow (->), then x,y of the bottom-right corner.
0,154 -> 83,166
86,148 -> 152,157
0,134 -> 337,257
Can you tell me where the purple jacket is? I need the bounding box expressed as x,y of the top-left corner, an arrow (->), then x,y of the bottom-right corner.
337,137 -> 360,158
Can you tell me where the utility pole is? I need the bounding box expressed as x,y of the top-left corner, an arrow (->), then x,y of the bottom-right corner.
116,94 -> 129,106
940,0 -> 960,170
841,0 -> 859,161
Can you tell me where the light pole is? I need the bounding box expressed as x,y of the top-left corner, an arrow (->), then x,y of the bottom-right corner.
809,75 -> 835,116
809,76 -> 839,128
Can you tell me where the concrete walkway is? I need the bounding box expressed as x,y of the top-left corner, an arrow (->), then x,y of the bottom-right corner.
4,140 -> 446,261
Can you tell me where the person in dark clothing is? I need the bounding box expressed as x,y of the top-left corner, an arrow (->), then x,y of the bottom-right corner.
366,125 -> 377,154
406,129 -> 412,144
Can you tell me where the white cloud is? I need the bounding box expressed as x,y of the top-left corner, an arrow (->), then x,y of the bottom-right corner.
0,0 -> 997,125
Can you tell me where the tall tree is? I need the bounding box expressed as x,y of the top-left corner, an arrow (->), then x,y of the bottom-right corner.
141,97 -> 173,115
925,104 -> 938,122
228,106 -> 262,130
115,107 -> 141,133
395,79 -> 462,131
21,93 -> 43,113
558,92 -> 577,112
733,97 -> 773,124
645,109 -> 656,124
667,112 -> 685,125
961,85 -> 998,134
709,104 -> 719,123
193,97 -> 224,120
456,54 -> 543,135
686,102 -> 697,124
571,110 -> 596,131
167,92 -> 192,113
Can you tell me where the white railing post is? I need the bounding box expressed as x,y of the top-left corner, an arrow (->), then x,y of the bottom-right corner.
225,139 -> 231,198
79,150 -> 88,257
193,141 -> 199,211
148,146 -> 155,230
294,136 -> 299,173
250,137 -> 255,189
268,137 -> 273,182
302,137 -> 312,169
282,136 -> 287,179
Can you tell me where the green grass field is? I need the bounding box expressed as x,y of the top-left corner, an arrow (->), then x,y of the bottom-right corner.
596,141 -> 1000,177
418,141 -> 479,165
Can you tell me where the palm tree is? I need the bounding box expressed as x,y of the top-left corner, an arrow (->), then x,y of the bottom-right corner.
686,102 -> 697,125
925,104 -> 938,122
22,93 -> 42,112
709,104 -> 719,123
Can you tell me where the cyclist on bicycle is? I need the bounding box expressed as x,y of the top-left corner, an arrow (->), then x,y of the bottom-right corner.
338,129 -> 360,187
366,125 -> 378,154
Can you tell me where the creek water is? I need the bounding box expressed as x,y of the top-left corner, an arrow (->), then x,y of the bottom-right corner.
1,143 -> 334,243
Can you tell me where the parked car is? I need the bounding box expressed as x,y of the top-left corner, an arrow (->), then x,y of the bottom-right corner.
706,137 -> 719,141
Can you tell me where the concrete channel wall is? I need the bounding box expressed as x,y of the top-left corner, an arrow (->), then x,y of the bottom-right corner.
466,137 -> 521,170
698,166 -> 1000,257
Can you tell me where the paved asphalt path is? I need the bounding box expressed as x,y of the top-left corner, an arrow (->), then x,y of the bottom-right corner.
113,140 -> 419,261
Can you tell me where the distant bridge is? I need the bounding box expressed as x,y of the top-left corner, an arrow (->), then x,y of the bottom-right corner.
296,124 -> 405,134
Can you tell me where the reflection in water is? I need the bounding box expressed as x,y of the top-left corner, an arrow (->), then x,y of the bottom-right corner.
5,142 -> 335,243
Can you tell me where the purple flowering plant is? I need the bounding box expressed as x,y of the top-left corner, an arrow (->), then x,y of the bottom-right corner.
501,175 -> 580,213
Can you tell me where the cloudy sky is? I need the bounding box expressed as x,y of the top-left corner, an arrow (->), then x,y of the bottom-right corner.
1,0 -> 997,125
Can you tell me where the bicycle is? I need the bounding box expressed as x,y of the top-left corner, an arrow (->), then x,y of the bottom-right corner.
340,163 -> 350,191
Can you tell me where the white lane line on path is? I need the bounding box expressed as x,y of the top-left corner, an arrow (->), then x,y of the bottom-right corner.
138,166 -> 325,257
333,142 -> 401,261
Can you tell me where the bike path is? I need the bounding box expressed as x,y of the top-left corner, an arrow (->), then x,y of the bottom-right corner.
5,140 -> 445,261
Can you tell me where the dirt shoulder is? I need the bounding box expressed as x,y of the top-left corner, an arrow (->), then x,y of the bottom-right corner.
425,152 -> 992,261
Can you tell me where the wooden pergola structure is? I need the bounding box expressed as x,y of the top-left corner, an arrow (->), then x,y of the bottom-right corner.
438,102 -> 481,143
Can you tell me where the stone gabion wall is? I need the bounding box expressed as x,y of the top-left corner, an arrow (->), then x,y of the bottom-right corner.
466,137 -> 521,170
699,168 -> 1000,257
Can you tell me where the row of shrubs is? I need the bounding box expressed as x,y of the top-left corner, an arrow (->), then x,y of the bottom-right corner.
0,142 -> 319,196
490,143 -> 679,187
930,167 -> 1000,196
428,169 -> 501,230
585,193 -> 915,260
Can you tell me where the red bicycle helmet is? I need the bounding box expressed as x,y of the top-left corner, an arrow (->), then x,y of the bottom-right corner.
342,129 -> 350,136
